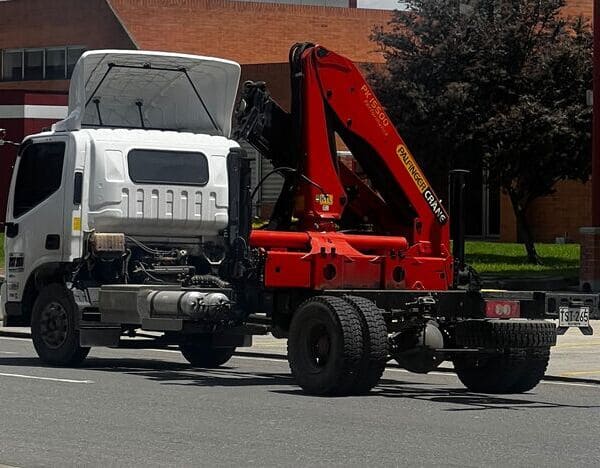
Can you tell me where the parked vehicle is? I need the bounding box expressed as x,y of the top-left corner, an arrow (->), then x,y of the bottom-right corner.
1,46 -> 595,395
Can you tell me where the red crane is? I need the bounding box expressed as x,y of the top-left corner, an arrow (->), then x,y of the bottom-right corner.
238,43 -> 453,291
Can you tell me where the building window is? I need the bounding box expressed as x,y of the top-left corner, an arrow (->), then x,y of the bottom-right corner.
45,48 -> 66,79
67,47 -> 86,77
24,49 -> 44,80
1,46 -> 85,81
2,50 -> 23,81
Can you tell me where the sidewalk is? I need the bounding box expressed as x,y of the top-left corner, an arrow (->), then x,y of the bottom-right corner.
2,322 -> 599,383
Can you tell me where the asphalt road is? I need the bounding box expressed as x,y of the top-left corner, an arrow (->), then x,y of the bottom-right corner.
1,336 -> 600,468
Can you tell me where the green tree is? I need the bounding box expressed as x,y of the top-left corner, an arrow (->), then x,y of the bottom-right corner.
370,0 -> 592,264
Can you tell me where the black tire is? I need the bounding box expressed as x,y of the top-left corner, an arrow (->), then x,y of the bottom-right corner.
453,319 -> 555,394
31,283 -> 90,366
454,351 -> 526,394
288,296 -> 363,396
343,295 -> 388,394
454,320 -> 557,349
509,347 -> 551,393
180,337 -> 236,368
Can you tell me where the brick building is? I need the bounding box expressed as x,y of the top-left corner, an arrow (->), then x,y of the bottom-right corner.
0,0 -> 595,242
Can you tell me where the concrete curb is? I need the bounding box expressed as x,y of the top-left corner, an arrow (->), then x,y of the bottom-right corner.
0,328 -> 31,339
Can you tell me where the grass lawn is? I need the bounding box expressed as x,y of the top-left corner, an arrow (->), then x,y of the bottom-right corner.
466,241 -> 579,278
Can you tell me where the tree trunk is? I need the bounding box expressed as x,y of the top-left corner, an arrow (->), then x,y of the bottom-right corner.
508,192 -> 542,265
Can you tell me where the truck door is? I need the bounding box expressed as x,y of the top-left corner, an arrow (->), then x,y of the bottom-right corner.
4,137 -> 68,303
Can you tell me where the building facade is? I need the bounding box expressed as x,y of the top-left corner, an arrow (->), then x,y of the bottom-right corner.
0,0 -> 594,242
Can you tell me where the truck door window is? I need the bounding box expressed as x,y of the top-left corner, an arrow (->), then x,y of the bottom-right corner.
13,142 -> 65,218
127,149 -> 209,186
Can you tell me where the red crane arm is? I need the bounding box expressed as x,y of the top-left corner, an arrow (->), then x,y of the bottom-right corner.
296,45 -> 449,254
237,43 -> 454,290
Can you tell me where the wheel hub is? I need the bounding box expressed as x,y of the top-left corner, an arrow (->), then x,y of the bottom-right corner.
308,324 -> 331,367
40,302 -> 69,349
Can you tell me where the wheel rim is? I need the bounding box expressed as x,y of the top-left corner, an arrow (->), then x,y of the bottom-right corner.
306,323 -> 331,368
39,301 -> 69,349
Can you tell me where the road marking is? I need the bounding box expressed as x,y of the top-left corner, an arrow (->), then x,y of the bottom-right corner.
233,355 -> 289,364
386,367 -> 456,378
0,372 -> 93,384
542,381 -> 600,389
559,370 -> 600,377
149,348 -> 290,364
555,343 -> 600,349
0,336 -> 29,342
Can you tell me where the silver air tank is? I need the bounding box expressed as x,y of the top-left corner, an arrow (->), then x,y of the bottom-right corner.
141,290 -> 231,321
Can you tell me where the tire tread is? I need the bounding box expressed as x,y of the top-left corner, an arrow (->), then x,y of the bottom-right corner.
343,295 -> 388,394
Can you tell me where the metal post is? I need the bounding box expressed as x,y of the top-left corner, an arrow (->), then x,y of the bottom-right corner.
449,169 -> 469,287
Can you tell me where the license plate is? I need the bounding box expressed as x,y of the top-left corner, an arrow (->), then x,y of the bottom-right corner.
558,305 -> 590,327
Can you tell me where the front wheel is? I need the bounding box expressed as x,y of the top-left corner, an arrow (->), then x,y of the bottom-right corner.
180,337 -> 236,368
31,284 -> 90,366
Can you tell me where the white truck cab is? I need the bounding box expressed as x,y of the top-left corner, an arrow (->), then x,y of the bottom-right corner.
1,50 -> 247,364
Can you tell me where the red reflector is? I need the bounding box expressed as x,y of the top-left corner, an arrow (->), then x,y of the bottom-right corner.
485,300 -> 520,319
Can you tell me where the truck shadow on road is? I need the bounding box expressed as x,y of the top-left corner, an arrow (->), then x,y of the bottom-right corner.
1,356 -> 599,412
373,381 -> 600,411
273,380 -> 600,411
0,355 -> 294,387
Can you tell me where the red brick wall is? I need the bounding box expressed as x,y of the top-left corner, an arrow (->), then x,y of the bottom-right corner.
108,0 -> 390,64
499,193 -> 517,242
241,63 -> 291,109
0,0 -> 134,51
239,61 -> 371,112
528,181 -> 592,243
563,0 -> 592,17
500,180 -> 592,243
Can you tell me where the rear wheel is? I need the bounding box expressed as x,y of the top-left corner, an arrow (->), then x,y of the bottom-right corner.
288,296 -> 363,396
344,295 -> 388,394
31,284 -> 90,366
180,337 -> 236,368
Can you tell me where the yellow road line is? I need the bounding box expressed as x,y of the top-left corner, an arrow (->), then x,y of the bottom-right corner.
560,370 -> 600,376
555,343 -> 600,349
